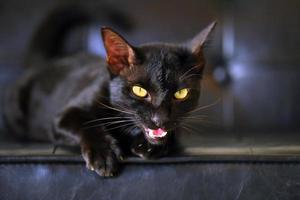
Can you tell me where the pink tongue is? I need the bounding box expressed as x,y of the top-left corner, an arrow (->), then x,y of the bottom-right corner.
153,128 -> 166,136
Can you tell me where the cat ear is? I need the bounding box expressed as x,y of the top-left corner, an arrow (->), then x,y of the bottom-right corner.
101,27 -> 137,75
187,21 -> 217,56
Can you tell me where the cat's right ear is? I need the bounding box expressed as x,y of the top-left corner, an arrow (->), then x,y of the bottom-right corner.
187,21 -> 217,57
101,27 -> 137,75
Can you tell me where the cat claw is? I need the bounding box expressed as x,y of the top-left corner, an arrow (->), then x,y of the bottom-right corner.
85,161 -> 96,172
81,143 -> 121,177
97,169 -> 114,177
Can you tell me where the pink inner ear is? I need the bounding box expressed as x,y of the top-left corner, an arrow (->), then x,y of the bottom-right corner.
107,39 -> 128,59
107,38 -> 128,55
103,30 -> 134,74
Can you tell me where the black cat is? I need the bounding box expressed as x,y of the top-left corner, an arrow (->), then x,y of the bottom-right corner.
4,22 -> 216,177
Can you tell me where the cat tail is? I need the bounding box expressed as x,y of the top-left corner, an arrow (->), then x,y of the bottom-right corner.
25,4 -> 133,68
25,6 -> 92,68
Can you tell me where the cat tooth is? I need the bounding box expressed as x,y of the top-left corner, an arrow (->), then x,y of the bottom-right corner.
148,129 -> 155,138
160,131 -> 167,137
156,131 -> 167,138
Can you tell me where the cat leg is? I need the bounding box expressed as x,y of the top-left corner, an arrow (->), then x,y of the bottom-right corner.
53,107 -> 123,177
3,70 -> 36,140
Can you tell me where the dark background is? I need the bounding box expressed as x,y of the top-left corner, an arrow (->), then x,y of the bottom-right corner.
1,0 -> 300,142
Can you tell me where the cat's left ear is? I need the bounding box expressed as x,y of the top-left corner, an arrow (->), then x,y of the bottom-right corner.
101,27 -> 137,75
187,21 -> 217,56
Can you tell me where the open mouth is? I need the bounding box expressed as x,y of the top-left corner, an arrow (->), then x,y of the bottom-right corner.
144,127 -> 168,144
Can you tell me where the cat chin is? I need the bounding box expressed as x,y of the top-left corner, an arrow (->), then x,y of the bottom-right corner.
145,137 -> 167,145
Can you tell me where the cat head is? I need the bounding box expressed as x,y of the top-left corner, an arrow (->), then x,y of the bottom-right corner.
101,22 -> 216,145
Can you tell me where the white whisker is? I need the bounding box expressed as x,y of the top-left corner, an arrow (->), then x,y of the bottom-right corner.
105,123 -> 135,132
83,116 -> 133,125
187,98 -> 221,114
97,100 -> 136,115
82,119 -> 135,130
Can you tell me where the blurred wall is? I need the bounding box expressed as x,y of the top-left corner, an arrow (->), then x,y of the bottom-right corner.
0,0 -> 299,136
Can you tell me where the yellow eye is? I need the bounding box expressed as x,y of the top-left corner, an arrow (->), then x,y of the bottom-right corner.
132,86 -> 148,98
174,88 -> 189,100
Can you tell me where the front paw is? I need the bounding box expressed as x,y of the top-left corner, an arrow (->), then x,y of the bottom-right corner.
81,135 -> 123,177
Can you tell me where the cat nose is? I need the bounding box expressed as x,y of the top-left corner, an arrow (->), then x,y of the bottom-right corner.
151,113 -> 168,128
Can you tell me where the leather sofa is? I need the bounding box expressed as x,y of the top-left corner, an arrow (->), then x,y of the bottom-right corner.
1,133 -> 300,200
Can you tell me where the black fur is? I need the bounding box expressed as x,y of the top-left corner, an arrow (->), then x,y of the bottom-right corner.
4,23 -> 216,177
